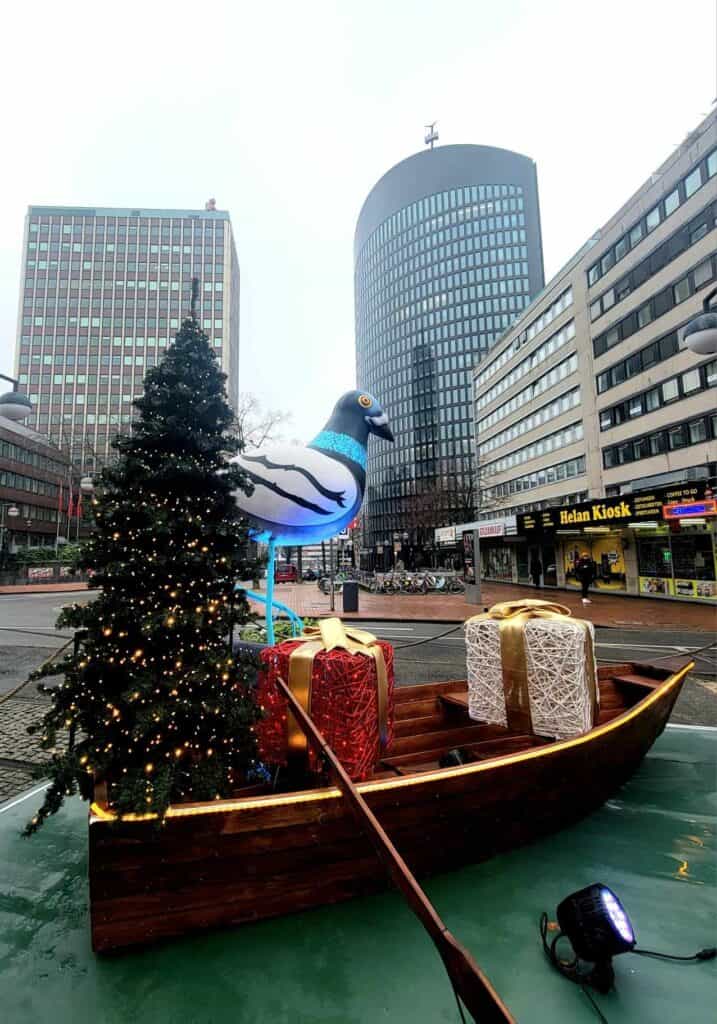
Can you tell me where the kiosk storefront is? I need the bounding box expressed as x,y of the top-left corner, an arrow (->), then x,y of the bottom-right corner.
517,482 -> 716,602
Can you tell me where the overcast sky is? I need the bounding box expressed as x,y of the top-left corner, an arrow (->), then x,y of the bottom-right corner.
1,0 -> 715,441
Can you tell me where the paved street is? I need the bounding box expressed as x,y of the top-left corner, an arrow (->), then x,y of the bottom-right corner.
1,595 -> 714,805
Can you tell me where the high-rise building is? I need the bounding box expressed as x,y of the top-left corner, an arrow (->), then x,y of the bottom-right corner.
14,204 -> 240,472
468,111 -> 716,603
354,145 -> 544,563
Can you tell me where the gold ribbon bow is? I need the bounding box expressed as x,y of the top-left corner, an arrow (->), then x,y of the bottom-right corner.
285,618 -> 390,760
467,600 -> 598,734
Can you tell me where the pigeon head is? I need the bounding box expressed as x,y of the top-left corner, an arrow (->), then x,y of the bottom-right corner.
325,390 -> 394,444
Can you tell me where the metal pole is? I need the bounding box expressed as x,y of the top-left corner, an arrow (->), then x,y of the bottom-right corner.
329,537 -> 335,612
265,539 -> 277,645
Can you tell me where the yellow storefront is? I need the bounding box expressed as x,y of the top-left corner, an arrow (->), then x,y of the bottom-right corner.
516,482 -> 717,603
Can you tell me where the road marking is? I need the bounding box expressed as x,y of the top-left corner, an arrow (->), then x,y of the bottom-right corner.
0,782 -> 50,816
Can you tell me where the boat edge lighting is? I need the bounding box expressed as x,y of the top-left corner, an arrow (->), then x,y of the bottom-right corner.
88,662 -> 693,824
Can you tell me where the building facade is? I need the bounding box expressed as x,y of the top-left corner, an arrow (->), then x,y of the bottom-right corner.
0,413 -> 75,562
14,204 -> 240,472
471,111 -> 717,601
354,145 -> 544,566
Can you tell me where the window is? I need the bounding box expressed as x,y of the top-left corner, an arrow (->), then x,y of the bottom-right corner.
649,432 -> 666,455
668,424 -> 687,450
684,166 -> 702,198
673,276 -> 690,303
600,411 -> 612,430
708,150 -> 717,178
645,387 -> 660,412
705,359 -> 717,387
681,368 -> 701,394
694,259 -> 713,288
646,206 -> 661,232
664,188 -> 680,216
637,302 -> 653,329
590,300 -> 601,321
601,250 -> 614,275
662,378 -> 679,403
628,396 -> 642,418
602,288 -> 615,311
614,236 -> 628,261
629,222 -> 643,247
688,418 -> 707,444
606,326 -> 620,349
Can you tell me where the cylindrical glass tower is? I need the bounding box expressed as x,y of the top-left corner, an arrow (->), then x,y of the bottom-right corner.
354,145 -> 544,563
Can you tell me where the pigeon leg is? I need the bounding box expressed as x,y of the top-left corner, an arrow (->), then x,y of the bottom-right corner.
265,538 -> 276,646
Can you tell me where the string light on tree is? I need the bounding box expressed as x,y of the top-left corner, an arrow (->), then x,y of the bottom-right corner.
25,279 -> 262,834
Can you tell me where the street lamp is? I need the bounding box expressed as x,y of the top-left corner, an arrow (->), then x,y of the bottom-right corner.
0,504 -> 20,570
0,372 -> 32,422
682,286 -> 717,355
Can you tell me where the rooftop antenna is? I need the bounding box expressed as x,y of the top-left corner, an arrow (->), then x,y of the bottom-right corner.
190,276 -> 199,319
424,121 -> 439,150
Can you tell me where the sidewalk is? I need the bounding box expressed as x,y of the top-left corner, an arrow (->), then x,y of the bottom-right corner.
249,579 -> 717,631
0,582 -> 93,595
2,578 -> 714,631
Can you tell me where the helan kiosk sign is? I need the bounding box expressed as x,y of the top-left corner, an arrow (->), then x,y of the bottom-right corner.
559,500 -> 632,525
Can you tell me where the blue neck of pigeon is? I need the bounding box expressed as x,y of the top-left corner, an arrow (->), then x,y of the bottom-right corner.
311,408 -> 370,467
309,430 -> 367,470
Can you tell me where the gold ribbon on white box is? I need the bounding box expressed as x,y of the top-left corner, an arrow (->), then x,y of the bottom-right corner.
467,600 -> 598,733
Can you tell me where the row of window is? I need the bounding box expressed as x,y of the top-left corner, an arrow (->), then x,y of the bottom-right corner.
597,319 -> 688,395
589,198 -> 715,323
599,358 -> 717,431
487,455 -> 586,499
478,388 -> 581,458
477,352 -> 578,433
0,440 -> 66,476
593,253 -> 716,359
482,421 -> 584,477
473,287 -> 574,392
360,220 -> 528,298
602,414 -> 717,469
475,319 -> 575,411
29,213 -> 225,230
476,491 -> 589,522
0,470 -> 59,498
362,184 -> 524,254
587,146 -> 717,287
1,503 -> 60,525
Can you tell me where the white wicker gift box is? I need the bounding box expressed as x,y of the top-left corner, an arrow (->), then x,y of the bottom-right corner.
465,601 -> 599,739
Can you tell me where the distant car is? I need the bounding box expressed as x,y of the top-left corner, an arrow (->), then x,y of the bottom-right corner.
274,562 -> 298,583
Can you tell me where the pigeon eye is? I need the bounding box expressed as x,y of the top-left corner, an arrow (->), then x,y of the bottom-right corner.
358,395 -> 372,408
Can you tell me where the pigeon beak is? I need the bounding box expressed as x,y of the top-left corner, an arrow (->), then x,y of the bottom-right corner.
367,413 -> 394,442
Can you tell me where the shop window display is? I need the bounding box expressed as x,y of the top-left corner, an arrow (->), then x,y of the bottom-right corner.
563,534 -> 626,591
637,527 -> 716,599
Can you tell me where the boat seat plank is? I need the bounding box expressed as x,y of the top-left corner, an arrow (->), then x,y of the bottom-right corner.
611,673 -> 663,691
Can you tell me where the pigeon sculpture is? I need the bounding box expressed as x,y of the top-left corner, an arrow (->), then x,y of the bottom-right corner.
231,390 -> 394,546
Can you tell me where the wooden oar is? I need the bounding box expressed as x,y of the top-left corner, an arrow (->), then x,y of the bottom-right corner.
275,676 -> 515,1023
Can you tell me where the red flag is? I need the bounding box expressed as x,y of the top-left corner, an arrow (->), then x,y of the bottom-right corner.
67,483 -> 74,519
75,492 -> 83,519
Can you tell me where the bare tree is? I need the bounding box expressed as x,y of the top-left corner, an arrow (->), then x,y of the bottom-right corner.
235,393 -> 292,449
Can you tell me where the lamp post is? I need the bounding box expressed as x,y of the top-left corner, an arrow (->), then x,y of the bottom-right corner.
0,504 -> 20,571
682,286 -> 717,355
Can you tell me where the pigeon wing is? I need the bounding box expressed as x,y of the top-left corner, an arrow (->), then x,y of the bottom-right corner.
231,444 -> 359,531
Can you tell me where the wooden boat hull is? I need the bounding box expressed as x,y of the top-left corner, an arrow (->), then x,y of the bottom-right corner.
88,661 -> 690,952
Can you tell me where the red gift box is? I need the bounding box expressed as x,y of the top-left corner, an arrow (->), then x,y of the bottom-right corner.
256,622 -> 394,781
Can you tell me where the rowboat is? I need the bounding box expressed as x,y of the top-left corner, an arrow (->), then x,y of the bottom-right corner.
88,659 -> 691,954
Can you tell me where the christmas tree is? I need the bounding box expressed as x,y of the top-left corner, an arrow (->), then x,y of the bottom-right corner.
25,285 -> 260,833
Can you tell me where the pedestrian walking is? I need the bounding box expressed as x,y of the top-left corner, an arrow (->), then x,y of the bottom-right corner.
530,554 -> 542,589
576,552 -> 595,604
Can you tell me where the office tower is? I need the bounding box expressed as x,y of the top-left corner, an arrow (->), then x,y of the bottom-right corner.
355,145 -> 544,561
15,204 -> 240,472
